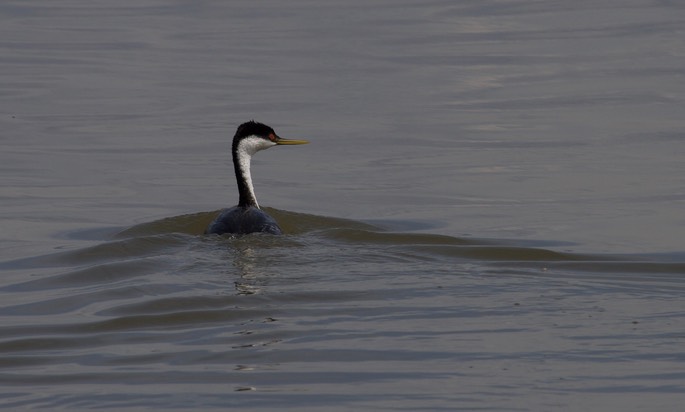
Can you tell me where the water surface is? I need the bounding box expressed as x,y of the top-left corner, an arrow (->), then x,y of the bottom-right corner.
1,0 -> 685,410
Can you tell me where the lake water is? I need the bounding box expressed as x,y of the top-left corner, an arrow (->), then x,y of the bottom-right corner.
1,1 -> 684,410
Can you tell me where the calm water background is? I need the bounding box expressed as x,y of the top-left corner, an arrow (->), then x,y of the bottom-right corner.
1,1 -> 685,410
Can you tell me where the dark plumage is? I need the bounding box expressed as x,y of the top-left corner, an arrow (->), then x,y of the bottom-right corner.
206,206 -> 282,235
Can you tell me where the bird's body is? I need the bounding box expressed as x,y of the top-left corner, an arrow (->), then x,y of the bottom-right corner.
206,121 -> 308,235
206,205 -> 282,235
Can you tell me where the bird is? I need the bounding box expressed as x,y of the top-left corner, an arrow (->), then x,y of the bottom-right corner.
206,121 -> 309,235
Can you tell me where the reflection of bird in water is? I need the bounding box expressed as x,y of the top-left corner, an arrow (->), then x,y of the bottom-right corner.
206,121 -> 309,235
231,245 -> 261,295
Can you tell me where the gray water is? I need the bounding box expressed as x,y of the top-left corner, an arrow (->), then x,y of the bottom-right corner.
1,1 -> 685,410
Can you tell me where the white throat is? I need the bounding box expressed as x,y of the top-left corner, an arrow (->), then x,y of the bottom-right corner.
235,136 -> 277,208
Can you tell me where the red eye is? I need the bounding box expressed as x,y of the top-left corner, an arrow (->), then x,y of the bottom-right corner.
268,133 -> 277,141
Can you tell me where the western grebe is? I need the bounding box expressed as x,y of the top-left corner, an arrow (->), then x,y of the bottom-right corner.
206,121 -> 309,235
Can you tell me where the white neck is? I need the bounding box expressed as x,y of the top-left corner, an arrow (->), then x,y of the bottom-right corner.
234,136 -> 277,208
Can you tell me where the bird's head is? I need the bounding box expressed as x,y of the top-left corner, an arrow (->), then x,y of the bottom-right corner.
233,121 -> 309,156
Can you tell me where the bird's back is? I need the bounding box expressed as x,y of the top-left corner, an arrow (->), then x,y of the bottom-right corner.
205,206 -> 282,235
